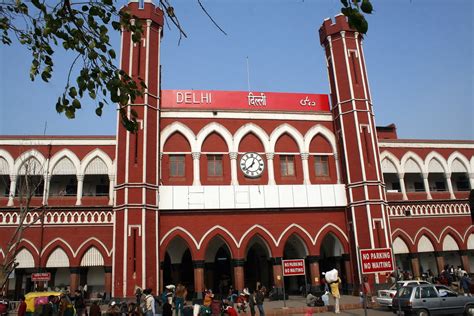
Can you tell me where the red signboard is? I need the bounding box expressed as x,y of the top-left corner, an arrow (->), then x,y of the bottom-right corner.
31,272 -> 51,282
360,248 -> 394,274
161,90 -> 330,112
282,259 -> 306,276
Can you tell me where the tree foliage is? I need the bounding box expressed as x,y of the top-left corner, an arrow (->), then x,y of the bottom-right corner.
0,1 -> 372,132
340,0 -> 373,35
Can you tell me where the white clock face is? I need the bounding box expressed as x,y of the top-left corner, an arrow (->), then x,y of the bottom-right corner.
240,152 -> 265,178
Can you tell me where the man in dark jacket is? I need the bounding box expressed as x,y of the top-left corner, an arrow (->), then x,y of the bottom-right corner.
74,290 -> 86,316
255,286 -> 265,316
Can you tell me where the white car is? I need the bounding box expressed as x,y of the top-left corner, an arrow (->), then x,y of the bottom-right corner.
376,280 -> 430,307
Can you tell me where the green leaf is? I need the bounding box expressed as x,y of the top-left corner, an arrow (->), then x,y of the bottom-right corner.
72,99 -> 81,109
69,87 -> 77,98
95,107 -> 103,116
361,0 -> 373,14
108,49 -> 116,59
341,0 -> 349,7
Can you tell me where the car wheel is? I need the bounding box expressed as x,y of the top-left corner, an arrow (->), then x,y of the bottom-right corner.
416,309 -> 430,316
465,304 -> 474,316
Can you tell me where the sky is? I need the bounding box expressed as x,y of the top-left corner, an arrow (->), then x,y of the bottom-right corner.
0,0 -> 473,140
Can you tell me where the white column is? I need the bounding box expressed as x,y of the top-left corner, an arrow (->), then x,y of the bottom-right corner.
300,153 -> 310,184
108,174 -> 115,206
192,152 -> 201,186
445,173 -> 455,199
399,173 -> 408,200
43,174 -> 51,205
7,174 -> 16,206
229,152 -> 238,185
423,173 -> 432,200
266,152 -> 276,185
334,152 -> 342,184
469,172 -> 474,190
76,174 -> 84,206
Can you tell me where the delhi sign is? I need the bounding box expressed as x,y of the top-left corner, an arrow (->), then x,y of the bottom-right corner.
360,248 -> 394,274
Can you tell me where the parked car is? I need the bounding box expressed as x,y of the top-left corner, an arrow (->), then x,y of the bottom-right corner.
376,280 -> 430,307
392,284 -> 474,316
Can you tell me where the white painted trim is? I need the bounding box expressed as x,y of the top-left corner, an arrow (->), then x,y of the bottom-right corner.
160,122 -> 196,152
269,123 -> 304,153
379,142 -> 474,149
80,149 -> 114,175
447,152 -> 471,173
0,139 -> 116,146
425,151 -> 449,174
41,237 -> 75,257
75,237 -> 113,257
49,149 -> 81,176
195,122 -> 233,153
0,149 -> 15,174
232,123 -> 270,153
160,111 -> 333,121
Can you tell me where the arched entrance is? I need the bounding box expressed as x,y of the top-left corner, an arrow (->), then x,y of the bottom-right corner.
283,234 -> 309,294
204,236 -> 232,295
162,237 -> 194,294
319,233 -> 345,284
244,235 -> 272,290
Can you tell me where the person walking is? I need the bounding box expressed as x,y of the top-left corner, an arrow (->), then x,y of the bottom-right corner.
248,289 -> 256,316
74,290 -> 86,316
175,284 -> 187,316
329,277 -> 341,314
461,273 -> 472,296
17,295 -> 26,316
255,285 -> 265,316
143,288 -> 156,316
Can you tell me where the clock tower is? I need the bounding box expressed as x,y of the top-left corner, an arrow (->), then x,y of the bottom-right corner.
113,0 -> 163,297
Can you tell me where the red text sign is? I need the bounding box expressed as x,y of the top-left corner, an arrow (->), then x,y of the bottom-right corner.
31,272 -> 51,282
282,259 -> 306,276
161,90 -> 330,112
360,248 -> 394,274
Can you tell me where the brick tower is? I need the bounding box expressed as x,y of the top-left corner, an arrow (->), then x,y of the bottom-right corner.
319,15 -> 392,286
113,0 -> 163,297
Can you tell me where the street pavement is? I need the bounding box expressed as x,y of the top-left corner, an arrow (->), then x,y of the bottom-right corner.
261,295 -> 393,315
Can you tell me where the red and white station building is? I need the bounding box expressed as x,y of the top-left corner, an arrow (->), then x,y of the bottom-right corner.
0,1 -> 473,298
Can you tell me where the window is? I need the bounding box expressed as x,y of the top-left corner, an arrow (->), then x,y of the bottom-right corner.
280,155 -> 295,177
207,155 -> 223,177
169,155 -> 185,177
391,182 -> 401,192
314,156 -> 329,177
414,182 -> 424,192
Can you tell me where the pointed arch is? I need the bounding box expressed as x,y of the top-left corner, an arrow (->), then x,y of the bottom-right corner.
447,152 -> 471,173
391,228 -> 415,250
15,238 -> 40,256
0,149 -> 14,175
400,151 -> 425,174
45,247 -> 70,267
413,228 -> 439,251
49,149 -> 81,175
417,235 -> 435,253
160,122 -> 197,152
439,226 -> 464,246
162,235 -> 194,264
203,234 -> 234,262
80,149 -> 113,175
243,233 -> 273,258
195,226 -> 239,257
239,225 -> 277,257
467,233 -> 474,249
233,123 -> 270,153
276,224 -> 313,251
14,150 -> 46,175
15,248 -> 36,268
75,237 -> 112,264
425,151 -> 448,174
393,237 -> 410,254
442,234 -> 460,251
269,123 -> 304,153
41,238 -> 75,260
314,223 -> 349,255
303,124 -> 337,154
159,228 -> 199,260
196,122 -> 233,153
80,246 -> 105,266
282,234 -> 309,259
380,151 -> 402,175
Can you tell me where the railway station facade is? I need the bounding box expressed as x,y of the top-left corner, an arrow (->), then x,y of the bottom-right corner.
0,1 -> 473,299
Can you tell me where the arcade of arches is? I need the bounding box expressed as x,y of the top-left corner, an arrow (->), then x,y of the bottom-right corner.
160,232 -> 352,296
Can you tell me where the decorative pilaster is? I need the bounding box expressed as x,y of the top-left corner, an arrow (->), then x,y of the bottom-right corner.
434,252 -> 445,276
229,152 -> 239,185
193,260 -> 205,294
192,152 -> 201,186
7,174 -> 16,206
399,173 -> 408,200
307,255 -> 321,287
266,153 -> 276,185
459,250 -> 471,274
69,266 -> 81,292
300,153 -> 310,184
43,174 -> 51,205
408,253 -> 420,279
422,173 -> 432,200
76,174 -> 84,206
108,174 -> 115,205
445,173 -> 455,199
469,172 -> 474,190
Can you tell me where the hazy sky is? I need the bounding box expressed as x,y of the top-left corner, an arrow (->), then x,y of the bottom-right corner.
0,0 -> 472,140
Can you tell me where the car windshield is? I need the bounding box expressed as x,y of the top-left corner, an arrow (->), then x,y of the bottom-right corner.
397,287 -> 413,298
